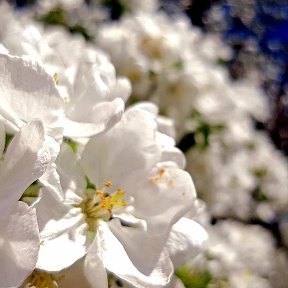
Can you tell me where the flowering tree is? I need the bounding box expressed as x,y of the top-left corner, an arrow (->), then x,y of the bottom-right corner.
0,0 -> 287,287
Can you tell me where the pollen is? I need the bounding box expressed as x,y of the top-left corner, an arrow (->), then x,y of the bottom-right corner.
104,181 -> 112,188
53,73 -> 59,85
150,167 -> 166,183
64,96 -> 70,104
76,181 -> 127,232
23,270 -> 58,288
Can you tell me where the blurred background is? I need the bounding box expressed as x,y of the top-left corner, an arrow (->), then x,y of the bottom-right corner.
10,0 -> 288,156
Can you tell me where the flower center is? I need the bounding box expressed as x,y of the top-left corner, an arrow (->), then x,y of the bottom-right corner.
22,271 -> 58,288
76,181 -> 127,232
140,35 -> 164,59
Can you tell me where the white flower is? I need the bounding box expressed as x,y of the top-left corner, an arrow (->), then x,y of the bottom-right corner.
0,5 -> 130,139
26,27 -> 131,139
187,220 -> 280,288
36,107 -> 201,287
0,52 -> 65,200
166,217 -> 208,268
0,120 -> 50,288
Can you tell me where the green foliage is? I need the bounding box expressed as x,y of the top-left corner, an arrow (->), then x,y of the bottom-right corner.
252,167 -> 268,178
108,274 -> 124,287
217,58 -> 229,66
86,176 -> 96,190
39,7 -> 66,26
251,186 -> 270,202
192,110 -> 225,149
173,60 -> 184,70
37,7 -> 93,41
4,133 -> 14,153
20,181 -> 42,204
175,266 -> 212,288
69,24 -> 93,41
64,138 -> 78,153
177,109 -> 226,152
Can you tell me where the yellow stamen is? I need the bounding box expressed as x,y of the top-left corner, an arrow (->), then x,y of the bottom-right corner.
104,181 -> 112,188
23,270 -> 57,288
76,182 -> 127,232
149,167 -> 166,183
53,73 -> 59,85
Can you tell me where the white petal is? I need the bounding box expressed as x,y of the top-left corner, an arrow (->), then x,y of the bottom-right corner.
110,78 -> 131,103
108,219 -> 168,276
37,232 -> 87,272
88,221 -> 173,288
63,98 -> 125,138
0,53 -> 64,142
170,277 -> 185,288
128,102 -> 159,116
166,218 -> 208,267
157,116 -> 176,140
56,143 -> 86,203
111,167 -> 196,273
0,202 -> 39,288
39,162 -> 64,201
36,187 -> 87,271
36,186 -> 83,236
0,121 -> 50,218
84,234 -> 109,288
133,167 -> 196,228
160,146 -> 186,169
0,44 -> 8,54
81,108 -> 161,188
39,135 -> 64,201
156,132 -> 175,147
58,258 -> 91,288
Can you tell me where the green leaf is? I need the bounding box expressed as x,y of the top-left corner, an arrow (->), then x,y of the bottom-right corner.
175,266 -> 212,288
38,7 -> 66,26
86,176 -> 96,190
69,24 -> 93,42
252,167 -> 268,178
4,133 -> 14,153
64,138 -> 78,153
252,186 -> 270,202
20,181 -> 42,204
173,60 -> 184,70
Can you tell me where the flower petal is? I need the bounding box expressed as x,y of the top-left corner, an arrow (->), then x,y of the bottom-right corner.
63,98 -> 125,138
58,258 -> 92,288
0,202 -> 39,288
166,218 -> 208,268
84,234 -> 109,288
110,78 -> 131,103
108,167 -> 196,274
87,221 -> 173,288
81,108 -> 161,188
0,53 -> 64,142
36,187 -> 87,272
0,120 -> 50,218
39,135 -> 64,201
36,232 -> 87,272
56,143 -> 86,204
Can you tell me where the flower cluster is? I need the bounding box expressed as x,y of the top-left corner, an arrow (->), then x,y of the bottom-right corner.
0,2 -> 207,287
1,0 -> 288,287
92,2 -> 288,222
